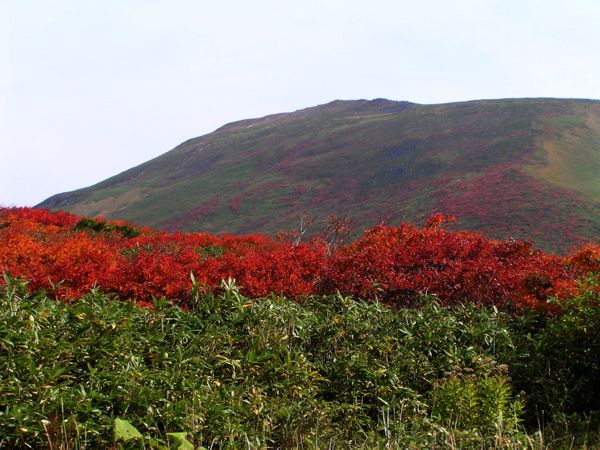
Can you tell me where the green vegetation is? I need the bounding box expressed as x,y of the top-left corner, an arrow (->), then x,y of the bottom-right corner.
195,245 -> 225,261
1,276 -> 599,448
74,218 -> 141,239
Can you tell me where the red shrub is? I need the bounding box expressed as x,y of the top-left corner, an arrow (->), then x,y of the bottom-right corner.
0,207 -> 595,313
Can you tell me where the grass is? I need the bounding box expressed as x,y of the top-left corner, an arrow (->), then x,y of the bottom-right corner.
1,275 -> 599,448
532,107 -> 600,201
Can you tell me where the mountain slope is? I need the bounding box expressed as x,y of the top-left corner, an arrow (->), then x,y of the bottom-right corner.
39,98 -> 600,252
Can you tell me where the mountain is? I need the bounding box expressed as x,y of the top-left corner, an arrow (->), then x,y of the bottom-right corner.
39,98 -> 600,252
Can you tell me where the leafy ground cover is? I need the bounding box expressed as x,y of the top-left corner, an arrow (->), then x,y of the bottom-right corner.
1,277 -> 598,449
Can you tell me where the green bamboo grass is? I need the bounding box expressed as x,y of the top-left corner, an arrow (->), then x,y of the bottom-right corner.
1,275 -> 598,448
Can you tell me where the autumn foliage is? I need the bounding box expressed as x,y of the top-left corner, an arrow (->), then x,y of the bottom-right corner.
0,207 -> 598,312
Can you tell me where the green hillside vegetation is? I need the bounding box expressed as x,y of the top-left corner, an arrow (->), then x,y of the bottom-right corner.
39,98 -> 600,252
1,276 -> 599,448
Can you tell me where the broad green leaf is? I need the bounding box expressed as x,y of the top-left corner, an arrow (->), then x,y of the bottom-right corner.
114,417 -> 143,442
147,438 -> 170,450
166,432 -> 194,449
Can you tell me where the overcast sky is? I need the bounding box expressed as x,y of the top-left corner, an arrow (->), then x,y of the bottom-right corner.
2,0 -> 600,206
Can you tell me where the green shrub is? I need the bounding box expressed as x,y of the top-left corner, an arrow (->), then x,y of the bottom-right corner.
505,275 -> 600,447
195,245 -> 225,261
1,275 -> 597,448
430,360 -> 524,446
74,218 -> 141,238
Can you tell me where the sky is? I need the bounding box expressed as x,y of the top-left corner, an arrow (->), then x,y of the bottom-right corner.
2,0 -> 600,206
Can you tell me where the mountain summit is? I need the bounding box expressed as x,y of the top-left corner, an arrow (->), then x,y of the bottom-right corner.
39,98 -> 600,252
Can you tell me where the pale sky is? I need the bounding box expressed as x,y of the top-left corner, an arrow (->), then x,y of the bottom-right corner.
2,0 -> 600,206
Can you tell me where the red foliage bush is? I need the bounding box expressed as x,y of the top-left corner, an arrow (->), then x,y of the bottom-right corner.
0,207 -> 597,313
568,243 -> 600,276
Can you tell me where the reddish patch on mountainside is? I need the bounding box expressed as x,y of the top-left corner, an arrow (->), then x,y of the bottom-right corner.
293,184 -> 310,196
227,194 -> 242,213
434,163 -> 593,251
273,141 -> 321,172
162,197 -> 221,231
309,178 -> 362,210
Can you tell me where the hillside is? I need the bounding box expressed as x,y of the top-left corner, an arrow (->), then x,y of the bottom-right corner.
39,98 -> 600,252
